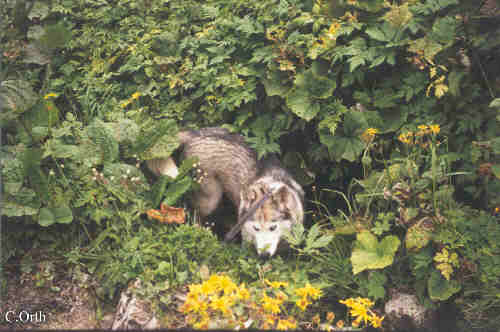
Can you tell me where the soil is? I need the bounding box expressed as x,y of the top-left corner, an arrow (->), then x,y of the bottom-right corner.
0,249 -> 114,330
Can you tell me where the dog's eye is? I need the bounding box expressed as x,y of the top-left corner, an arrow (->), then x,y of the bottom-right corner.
253,225 -> 260,232
269,225 -> 277,232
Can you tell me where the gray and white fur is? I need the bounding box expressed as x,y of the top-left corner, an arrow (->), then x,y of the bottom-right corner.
146,127 -> 304,257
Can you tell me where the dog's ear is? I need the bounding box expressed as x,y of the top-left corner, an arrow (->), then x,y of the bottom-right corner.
275,184 -> 304,223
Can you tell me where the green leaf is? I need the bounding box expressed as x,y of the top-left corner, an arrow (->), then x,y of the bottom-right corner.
351,231 -> 400,275
163,176 -> 193,206
86,119 -> 119,164
134,119 -> 179,160
38,205 -> 73,226
490,98 -> 500,109
427,270 -> 461,301
295,70 -> 336,99
38,207 -> 56,227
286,89 -> 320,121
53,205 -> 73,224
284,222 -> 305,246
405,221 -> 433,251
491,164 -> 500,180
366,271 -> 387,300
1,188 -> 40,217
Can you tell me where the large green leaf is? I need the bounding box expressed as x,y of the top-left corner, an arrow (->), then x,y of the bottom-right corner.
351,231 -> 400,275
405,221 -> 433,252
38,205 -> 73,226
263,71 -> 291,96
1,187 -> 40,217
286,89 -> 320,121
295,69 -> 336,99
86,119 -> 119,164
428,270 -> 461,301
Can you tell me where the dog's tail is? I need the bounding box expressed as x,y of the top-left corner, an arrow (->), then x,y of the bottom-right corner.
146,157 -> 179,178
145,130 -> 191,178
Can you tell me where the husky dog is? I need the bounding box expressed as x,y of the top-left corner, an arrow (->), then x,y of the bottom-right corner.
146,127 -> 304,257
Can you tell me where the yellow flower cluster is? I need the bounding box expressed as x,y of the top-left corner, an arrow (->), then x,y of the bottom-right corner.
180,274 -> 250,329
340,297 -> 384,328
361,127 -> 379,143
180,275 -> 326,330
120,92 -> 141,108
294,283 -> 323,311
43,92 -> 58,100
398,124 -> 440,146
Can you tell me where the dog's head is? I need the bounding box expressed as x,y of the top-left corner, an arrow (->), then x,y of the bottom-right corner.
238,176 -> 304,257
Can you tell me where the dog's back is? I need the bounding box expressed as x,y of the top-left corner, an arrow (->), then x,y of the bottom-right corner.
178,128 -> 259,215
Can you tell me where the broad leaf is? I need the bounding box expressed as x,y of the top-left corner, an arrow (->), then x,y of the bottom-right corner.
286,89 -> 320,121
351,231 -> 400,275
428,270 -> 461,301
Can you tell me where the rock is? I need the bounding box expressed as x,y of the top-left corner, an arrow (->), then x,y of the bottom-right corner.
112,279 -> 160,330
384,292 -> 436,331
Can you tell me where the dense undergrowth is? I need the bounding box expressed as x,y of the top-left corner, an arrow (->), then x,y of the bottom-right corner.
2,0 -> 500,330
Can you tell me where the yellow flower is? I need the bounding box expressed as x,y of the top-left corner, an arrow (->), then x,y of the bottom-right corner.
339,298 -> 355,307
201,280 -> 217,295
361,128 -> 379,142
261,294 -> 282,314
434,82 -> 448,98
429,124 -> 440,134
43,93 -> 58,100
236,284 -> 250,300
265,279 -> 289,289
328,22 -> 341,35
336,320 -> 345,328
277,318 -> 297,330
398,132 -> 414,145
210,295 -> 232,315
359,297 -> 375,307
326,311 -> 335,322
131,92 -> 141,100
295,283 -> 322,300
295,297 -> 310,311
370,314 -> 385,328
349,302 -> 370,325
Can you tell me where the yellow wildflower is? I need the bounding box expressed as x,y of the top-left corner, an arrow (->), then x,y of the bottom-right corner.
295,297 -> 310,311
210,295 -> 232,315
261,294 -> 282,314
43,93 -> 58,100
131,92 -> 141,100
328,22 -> 341,34
349,302 -> 370,325
236,284 -> 250,300
201,280 -> 217,295
434,83 -> 448,98
370,314 -> 385,328
121,100 -> 131,108
265,279 -> 289,289
429,124 -> 440,134
361,127 -> 379,142
398,132 -> 413,145
277,318 -> 297,330
339,298 -> 355,307
359,297 -> 375,307
336,320 -> 345,328
295,283 -> 322,300
326,311 -> 335,322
